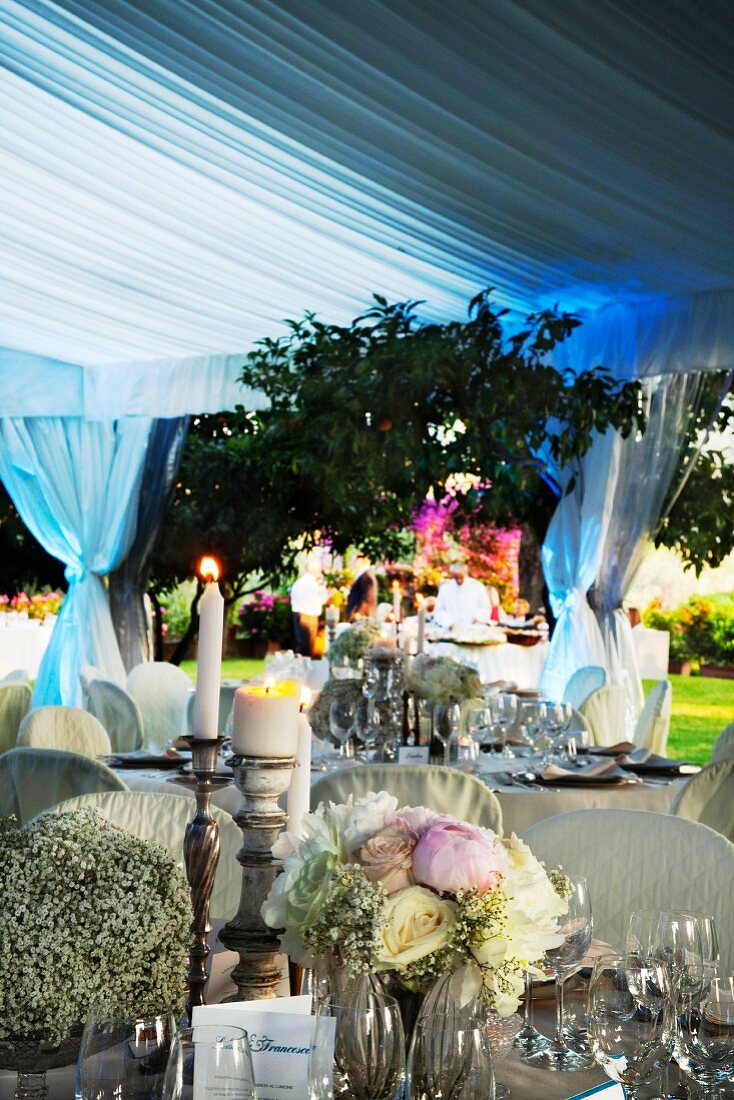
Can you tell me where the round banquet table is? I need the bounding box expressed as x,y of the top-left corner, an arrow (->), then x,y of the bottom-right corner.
426,638 -> 548,688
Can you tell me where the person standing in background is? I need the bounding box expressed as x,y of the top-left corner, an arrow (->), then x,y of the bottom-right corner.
432,561 -> 490,631
290,549 -> 328,656
345,553 -> 378,621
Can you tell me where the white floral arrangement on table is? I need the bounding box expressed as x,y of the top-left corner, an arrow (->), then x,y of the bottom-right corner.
262,792 -> 569,1016
405,653 -> 483,704
328,620 -> 380,663
0,810 -> 191,1043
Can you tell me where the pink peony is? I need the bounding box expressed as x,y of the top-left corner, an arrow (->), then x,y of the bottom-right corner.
413,820 -> 506,896
357,822 -> 416,895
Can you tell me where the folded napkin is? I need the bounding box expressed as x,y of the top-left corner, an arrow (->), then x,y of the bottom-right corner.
541,758 -> 630,782
107,748 -> 187,769
591,740 -> 636,756
617,747 -> 687,774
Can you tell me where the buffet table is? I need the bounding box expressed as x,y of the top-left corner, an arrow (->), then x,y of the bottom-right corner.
426,637 -> 548,688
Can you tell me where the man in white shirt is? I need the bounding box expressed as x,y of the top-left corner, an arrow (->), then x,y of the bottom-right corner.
290,550 -> 328,656
432,562 -> 491,631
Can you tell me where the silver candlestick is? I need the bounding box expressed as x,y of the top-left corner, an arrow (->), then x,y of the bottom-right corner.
182,735 -> 227,1021
219,754 -> 297,1000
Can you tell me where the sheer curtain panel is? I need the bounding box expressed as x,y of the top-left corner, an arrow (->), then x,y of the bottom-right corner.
0,416 -> 151,706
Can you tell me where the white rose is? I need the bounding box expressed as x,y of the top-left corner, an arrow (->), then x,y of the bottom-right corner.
376,886 -> 457,969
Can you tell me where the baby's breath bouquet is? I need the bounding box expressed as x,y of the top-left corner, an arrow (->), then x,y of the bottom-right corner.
0,810 -> 191,1043
328,620 -> 380,662
405,653 -> 483,704
262,792 -> 568,1015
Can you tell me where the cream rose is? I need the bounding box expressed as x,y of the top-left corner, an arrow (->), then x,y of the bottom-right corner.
377,886 -> 457,968
357,823 -> 416,895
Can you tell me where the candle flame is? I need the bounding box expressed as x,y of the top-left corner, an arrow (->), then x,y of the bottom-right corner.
392,580 -> 399,590
264,676 -> 275,694
199,555 -> 220,583
416,593 -> 425,606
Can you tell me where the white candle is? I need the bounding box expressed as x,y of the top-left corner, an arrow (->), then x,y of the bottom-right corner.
287,689 -> 313,837
416,599 -> 426,654
193,557 -> 224,739
232,682 -> 300,756
392,582 -> 401,625
325,605 -> 340,626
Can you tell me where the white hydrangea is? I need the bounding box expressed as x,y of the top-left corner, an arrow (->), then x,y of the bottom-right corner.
0,810 -> 191,1043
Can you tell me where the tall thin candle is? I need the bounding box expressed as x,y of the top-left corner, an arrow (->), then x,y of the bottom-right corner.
193,556 -> 224,739
392,581 -> 401,643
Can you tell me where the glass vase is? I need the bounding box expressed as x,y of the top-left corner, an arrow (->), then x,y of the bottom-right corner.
0,1031 -> 82,1100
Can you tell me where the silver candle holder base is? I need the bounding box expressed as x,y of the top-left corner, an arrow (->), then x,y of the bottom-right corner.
219,753 -> 297,1001
182,735 -> 227,1021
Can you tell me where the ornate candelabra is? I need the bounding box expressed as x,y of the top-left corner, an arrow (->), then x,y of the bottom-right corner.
182,735 -> 227,1021
219,754 -> 297,1000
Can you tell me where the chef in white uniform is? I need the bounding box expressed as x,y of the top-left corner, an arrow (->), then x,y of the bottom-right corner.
432,562 -> 491,631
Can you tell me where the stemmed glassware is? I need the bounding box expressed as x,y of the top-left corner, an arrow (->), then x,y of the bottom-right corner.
407,1013 -> 495,1100
162,1024 -> 256,1100
489,693 -> 518,758
308,989 -> 405,1100
432,703 -> 461,767
77,1013 -> 175,1099
355,702 -> 384,763
676,969 -> 734,1096
519,701 -> 548,759
587,953 -> 672,1099
526,876 -> 593,1071
513,970 -> 549,1057
329,699 -> 357,765
544,700 -> 573,763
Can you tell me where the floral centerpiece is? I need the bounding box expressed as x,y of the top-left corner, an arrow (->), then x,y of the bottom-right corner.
262,792 -> 568,1016
405,653 -> 482,704
328,619 -> 380,663
0,810 -> 191,1043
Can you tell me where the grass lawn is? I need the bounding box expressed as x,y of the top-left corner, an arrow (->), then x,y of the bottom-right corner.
181,660 -> 732,766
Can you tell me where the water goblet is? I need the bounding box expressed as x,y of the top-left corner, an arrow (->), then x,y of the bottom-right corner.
432,703 -> 461,767
513,969 -> 550,1056
407,1012 -> 495,1100
329,699 -> 357,764
489,693 -> 518,758
77,1012 -> 175,1099
587,953 -> 672,1100
162,1024 -> 256,1100
519,700 -> 548,759
308,989 -> 405,1100
356,702 -> 384,763
676,969 -> 734,1096
545,700 -> 573,762
526,876 -> 594,1071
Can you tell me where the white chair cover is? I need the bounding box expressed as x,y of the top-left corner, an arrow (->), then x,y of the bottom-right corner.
0,746 -> 128,823
46,791 -> 241,920
127,662 -> 192,741
562,666 -> 607,710
0,682 -> 32,754
633,679 -> 672,755
712,723 -> 734,764
578,684 -> 628,747
310,764 -> 503,834
86,678 -> 145,753
0,669 -> 30,684
17,705 -> 111,757
670,761 -> 734,845
521,808 -> 734,972
185,685 -> 236,739
79,663 -> 105,705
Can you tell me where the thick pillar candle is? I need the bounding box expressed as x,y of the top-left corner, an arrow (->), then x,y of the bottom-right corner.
232,682 -> 300,756
287,689 -> 313,837
193,557 -> 224,739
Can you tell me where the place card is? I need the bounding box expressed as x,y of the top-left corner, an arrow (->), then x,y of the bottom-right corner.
193,998 -> 333,1100
397,744 -> 430,764
566,1083 -> 624,1099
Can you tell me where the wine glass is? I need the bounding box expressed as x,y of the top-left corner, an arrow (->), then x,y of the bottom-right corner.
308,989 -> 405,1099
407,1013 -> 495,1100
526,876 -> 593,1071
513,969 -> 550,1056
329,699 -> 357,763
545,700 -> 573,762
465,704 -> 491,748
588,953 -> 672,1099
519,700 -> 548,759
162,1024 -> 256,1100
676,968 -> 734,1096
77,1013 -> 175,1099
489,693 -> 518,758
432,703 -> 461,767
355,702 -> 384,763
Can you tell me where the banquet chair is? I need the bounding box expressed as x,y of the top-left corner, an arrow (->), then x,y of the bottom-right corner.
633,679 -> 671,755
185,683 -> 237,738
311,764 -> 503,834
17,705 -> 111,757
0,747 -> 128,824
578,685 -> 627,747
86,678 -> 144,752
711,722 -> 734,764
127,661 -> 192,742
670,760 -> 734,844
46,791 -> 241,920
79,662 -> 105,705
562,666 -> 606,710
0,681 -> 32,753
0,668 -> 30,684
521,809 -> 734,972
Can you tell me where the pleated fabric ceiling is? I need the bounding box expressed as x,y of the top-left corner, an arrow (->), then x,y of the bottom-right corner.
1,0 -> 733,414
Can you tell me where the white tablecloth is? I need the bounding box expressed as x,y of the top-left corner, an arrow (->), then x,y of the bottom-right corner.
0,619 -> 55,679
426,638 -> 548,688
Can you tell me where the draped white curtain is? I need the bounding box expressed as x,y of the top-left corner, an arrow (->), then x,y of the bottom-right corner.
0,417 -> 151,705
539,431 -> 620,701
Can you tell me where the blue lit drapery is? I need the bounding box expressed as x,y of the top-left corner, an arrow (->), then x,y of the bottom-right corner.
0,417 -> 151,705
